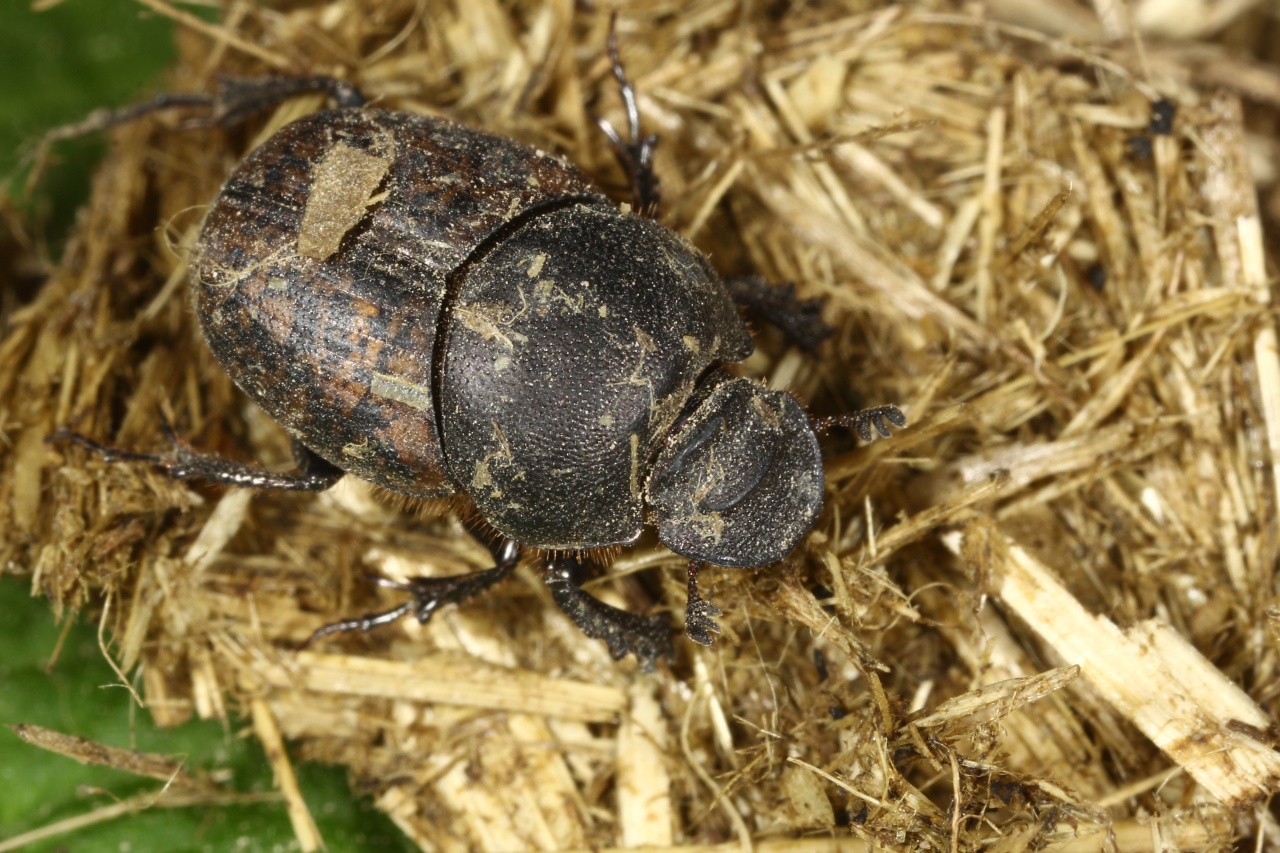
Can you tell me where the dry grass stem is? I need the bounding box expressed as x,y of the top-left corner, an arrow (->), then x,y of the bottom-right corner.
5,0 -> 1280,851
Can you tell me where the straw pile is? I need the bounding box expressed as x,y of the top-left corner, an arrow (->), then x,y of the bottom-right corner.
3,0 -> 1279,850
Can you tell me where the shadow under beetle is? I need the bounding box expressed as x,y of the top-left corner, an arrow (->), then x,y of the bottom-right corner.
52,36 -> 905,670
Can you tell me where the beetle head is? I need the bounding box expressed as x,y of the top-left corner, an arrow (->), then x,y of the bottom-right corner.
646,374 -> 824,567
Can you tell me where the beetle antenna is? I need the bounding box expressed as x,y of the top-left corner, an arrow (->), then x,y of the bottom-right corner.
812,405 -> 907,442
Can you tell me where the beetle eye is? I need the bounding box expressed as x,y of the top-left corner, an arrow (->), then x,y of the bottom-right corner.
647,376 -> 823,568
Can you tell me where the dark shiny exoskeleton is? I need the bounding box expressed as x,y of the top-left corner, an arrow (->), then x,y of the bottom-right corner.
55,65 -> 904,669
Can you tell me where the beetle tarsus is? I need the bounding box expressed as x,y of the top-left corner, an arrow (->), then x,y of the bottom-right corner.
724,274 -> 833,355
813,405 -> 908,443
300,541 -> 521,648
542,556 -> 673,670
37,92 -> 213,145
297,600 -> 417,648
684,561 -> 722,646
597,14 -> 661,218
47,428 -> 165,463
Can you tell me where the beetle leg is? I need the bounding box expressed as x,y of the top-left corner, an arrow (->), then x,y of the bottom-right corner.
33,77 -> 363,187
542,555 -> 673,670
37,92 -> 215,145
48,419 -> 343,491
723,274 -> 834,355
812,405 -> 908,442
684,561 -> 723,647
30,72 -> 367,213
299,540 -> 522,648
596,14 -> 662,218
31,77 -> 367,193
192,75 -> 367,129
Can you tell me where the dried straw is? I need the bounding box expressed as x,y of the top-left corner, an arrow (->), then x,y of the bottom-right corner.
4,0 -> 1280,851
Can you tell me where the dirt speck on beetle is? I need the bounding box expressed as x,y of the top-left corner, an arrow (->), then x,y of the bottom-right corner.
299,140 -> 393,260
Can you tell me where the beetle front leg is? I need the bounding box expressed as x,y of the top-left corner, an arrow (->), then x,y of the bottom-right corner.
542,555 -> 673,670
723,274 -> 834,355
50,421 -> 343,491
300,540 -> 522,647
684,561 -> 723,646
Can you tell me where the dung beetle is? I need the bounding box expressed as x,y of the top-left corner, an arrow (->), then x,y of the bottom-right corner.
52,40 -> 904,669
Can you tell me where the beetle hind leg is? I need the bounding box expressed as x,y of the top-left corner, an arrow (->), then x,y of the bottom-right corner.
299,540 -> 522,648
197,75 -> 366,128
32,76 -> 367,192
542,556 -> 673,670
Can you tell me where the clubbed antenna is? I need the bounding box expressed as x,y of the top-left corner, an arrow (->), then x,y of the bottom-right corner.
813,405 -> 907,443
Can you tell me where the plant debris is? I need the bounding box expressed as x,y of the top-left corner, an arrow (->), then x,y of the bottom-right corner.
4,1 -> 1280,851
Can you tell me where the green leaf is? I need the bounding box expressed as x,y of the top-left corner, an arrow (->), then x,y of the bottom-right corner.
0,576 -> 415,852
2,5 -> 416,847
0,0 -> 177,238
